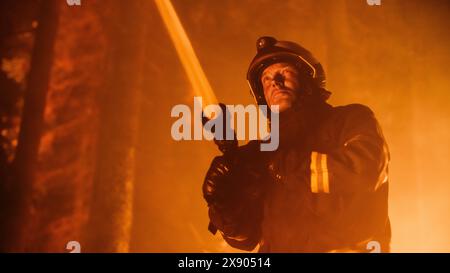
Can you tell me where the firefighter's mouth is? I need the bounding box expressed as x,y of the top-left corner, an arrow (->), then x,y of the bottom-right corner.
272,89 -> 293,100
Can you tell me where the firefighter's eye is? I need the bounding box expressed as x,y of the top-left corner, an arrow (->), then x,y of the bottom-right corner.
261,75 -> 272,85
281,67 -> 298,76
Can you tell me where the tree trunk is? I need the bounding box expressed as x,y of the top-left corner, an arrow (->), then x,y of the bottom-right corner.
5,0 -> 60,252
83,0 -> 150,252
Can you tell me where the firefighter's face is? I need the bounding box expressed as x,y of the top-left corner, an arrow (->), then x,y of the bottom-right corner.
261,62 -> 301,112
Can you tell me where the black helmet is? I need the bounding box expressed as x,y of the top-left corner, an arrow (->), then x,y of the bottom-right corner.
247,36 -> 330,105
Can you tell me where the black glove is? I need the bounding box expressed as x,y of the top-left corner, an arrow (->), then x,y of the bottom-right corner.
203,140 -> 268,208
202,141 -> 270,239
202,155 -> 235,207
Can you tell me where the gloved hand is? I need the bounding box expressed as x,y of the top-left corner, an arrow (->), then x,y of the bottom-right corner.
202,155 -> 236,207
202,140 -> 271,236
203,139 -> 272,204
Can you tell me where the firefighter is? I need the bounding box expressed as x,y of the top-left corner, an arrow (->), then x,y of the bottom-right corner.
202,36 -> 391,252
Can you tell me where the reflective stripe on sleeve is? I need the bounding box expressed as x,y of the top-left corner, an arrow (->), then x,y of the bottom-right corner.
310,151 -> 330,193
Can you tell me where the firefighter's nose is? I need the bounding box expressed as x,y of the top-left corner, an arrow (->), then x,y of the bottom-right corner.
272,73 -> 285,88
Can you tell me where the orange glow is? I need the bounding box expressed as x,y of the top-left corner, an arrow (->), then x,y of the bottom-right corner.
2,0 -> 449,253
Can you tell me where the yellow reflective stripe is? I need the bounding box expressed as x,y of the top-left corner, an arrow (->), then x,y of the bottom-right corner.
310,152 -> 330,194
321,154 -> 330,193
310,152 -> 319,193
316,152 -> 324,193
